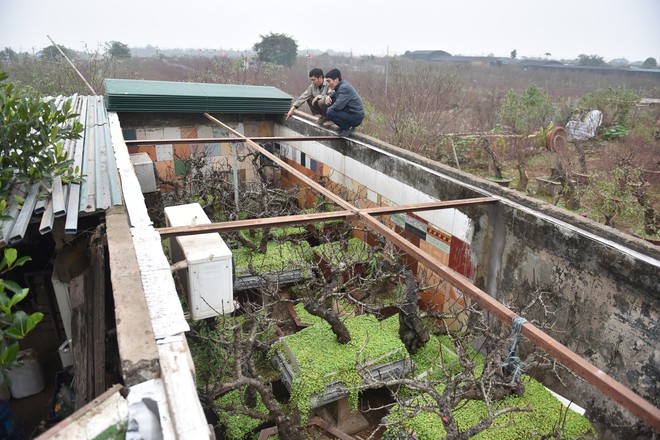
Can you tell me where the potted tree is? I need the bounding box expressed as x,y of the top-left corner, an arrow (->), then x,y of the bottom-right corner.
481,138 -> 512,187
496,85 -> 557,191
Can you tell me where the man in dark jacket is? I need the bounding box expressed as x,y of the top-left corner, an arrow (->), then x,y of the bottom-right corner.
323,68 -> 365,137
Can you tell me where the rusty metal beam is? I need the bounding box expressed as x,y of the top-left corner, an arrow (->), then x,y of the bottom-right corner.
362,197 -> 497,215
157,210 -> 355,238
199,113 -> 660,430
155,199 -> 497,238
125,136 -> 339,145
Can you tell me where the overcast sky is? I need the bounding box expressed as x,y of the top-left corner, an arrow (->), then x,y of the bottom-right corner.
2,0 -> 658,61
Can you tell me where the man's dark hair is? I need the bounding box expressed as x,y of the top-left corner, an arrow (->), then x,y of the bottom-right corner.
325,68 -> 342,81
309,68 -> 324,78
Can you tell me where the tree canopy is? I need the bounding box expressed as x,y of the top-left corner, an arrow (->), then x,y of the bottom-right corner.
106,41 -> 131,59
39,44 -> 77,61
0,48 -> 18,63
577,54 -> 606,67
497,85 -> 556,135
641,57 -> 657,69
252,33 -> 298,67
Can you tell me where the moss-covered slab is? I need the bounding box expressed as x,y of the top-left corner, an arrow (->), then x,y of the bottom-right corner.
233,240 -> 313,278
387,335 -> 596,439
311,237 -> 371,267
271,314 -> 411,420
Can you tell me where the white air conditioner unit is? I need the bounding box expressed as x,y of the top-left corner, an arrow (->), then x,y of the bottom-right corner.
129,152 -> 157,193
164,203 -> 234,319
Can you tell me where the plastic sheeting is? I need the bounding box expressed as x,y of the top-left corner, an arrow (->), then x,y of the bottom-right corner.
566,110 -> 603,141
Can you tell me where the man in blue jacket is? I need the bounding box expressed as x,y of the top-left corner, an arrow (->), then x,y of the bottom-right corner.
323,69 -> 365,137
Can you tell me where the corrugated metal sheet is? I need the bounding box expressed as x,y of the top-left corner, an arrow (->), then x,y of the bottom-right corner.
0,95 -> 122,247
104,79 -> 293,113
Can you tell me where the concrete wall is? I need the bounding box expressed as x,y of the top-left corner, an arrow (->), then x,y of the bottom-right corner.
281,116 -> 659,438
119,113 -> 275,189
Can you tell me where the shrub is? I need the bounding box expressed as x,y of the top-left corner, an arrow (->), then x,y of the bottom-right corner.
576,86 -> 640,127
497,85 -> 556,135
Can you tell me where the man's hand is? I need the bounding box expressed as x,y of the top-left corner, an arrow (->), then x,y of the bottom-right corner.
286,106 -> 295,119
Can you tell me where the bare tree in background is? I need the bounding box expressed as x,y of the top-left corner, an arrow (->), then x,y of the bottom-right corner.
361,60 -> 465,155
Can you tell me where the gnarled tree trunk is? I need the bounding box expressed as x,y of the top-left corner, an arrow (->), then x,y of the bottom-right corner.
304,299 -> 351,344
399,271 -> 429,354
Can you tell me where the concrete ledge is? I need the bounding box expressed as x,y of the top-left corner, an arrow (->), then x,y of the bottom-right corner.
106,205 -> 160,386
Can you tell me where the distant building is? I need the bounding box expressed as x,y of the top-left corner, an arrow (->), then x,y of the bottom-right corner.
405,50 -> 452,60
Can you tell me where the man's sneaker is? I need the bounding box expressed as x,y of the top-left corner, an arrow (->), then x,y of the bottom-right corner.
337,127 -> 355,137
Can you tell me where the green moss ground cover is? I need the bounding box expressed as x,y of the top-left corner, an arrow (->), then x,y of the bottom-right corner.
311,237 -> 371,266
214,387 -> 268,440
389,335 -> 595,439
271,314 -> 405,421
238,226 -> 308,246
387,377 -> 595,439
233,240 -> 312,277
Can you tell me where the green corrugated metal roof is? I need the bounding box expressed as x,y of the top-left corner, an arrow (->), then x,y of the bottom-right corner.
104,79 -> 293,114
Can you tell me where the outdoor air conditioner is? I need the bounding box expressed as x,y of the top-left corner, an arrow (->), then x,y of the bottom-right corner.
164,203 -> 234,319
129,152 -> 157,193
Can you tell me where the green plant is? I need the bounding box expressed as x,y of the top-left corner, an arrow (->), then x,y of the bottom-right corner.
496,86 -> 556,190
0,70 -> 83,208
214,387 -> 268,440
388,335 -> 594,439
0,248 -> 44,383
270,314 -> 407,424
233,240 -> 312,277
497,85 -> 556,136
533,120 -> 555,147
252,33 -> 298,67
386,376 -> 595,439
577,54 -> 606,67
576,86 -> 640,127
312,237 -> 370,266
578,165 -> 647,229
601,124 -> 629,140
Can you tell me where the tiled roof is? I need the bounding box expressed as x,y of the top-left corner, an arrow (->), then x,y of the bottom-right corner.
0,95 -> 122,247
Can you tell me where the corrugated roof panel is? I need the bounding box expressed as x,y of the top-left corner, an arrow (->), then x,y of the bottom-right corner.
104,79 -> 293,114
1,95 -> 122,246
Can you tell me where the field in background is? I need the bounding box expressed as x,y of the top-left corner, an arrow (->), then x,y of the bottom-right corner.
3,54 -> 659,240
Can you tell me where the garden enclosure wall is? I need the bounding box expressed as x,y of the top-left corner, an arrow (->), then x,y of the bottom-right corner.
116,111 -> 659,438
